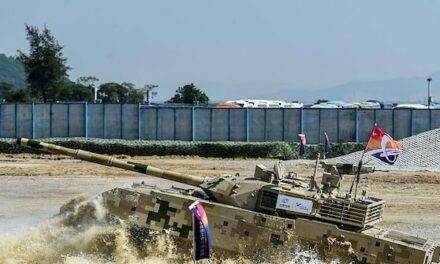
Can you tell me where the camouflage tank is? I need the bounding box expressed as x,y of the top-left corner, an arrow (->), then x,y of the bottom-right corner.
17,138 -> 440,263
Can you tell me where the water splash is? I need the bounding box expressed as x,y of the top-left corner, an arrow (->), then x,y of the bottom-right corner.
0,195 -> 334,264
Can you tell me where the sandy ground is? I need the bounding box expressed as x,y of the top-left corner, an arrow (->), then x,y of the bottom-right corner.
0,153 -> 439,240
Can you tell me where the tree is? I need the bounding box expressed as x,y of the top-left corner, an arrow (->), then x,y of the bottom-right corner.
58,81 -> 93,102
17,24 -> 70,101
0,82 -> 33,102
98,82 -> 144,103
168,83 -> 209,104
0,54 -> 26,88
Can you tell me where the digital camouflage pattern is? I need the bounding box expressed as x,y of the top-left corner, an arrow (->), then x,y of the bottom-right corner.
17,138 -> 440,263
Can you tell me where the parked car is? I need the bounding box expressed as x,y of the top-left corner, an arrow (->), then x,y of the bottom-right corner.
309,103 -> 341,109
214,103 -> 241,108
393,104 -> 428,109
352,101 -> 381,109
326,101 -> 358,108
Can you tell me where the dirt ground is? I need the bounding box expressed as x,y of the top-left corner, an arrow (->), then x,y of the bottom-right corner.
0,153 -> 439,240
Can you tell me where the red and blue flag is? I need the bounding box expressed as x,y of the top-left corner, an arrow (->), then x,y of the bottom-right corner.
298,134 -> 306,157
324,132 -> 331,154
189,200 -> 211,261
365,125 -> 402,165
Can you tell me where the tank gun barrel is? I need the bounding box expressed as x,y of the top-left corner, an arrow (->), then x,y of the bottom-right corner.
16,138 -> 206,186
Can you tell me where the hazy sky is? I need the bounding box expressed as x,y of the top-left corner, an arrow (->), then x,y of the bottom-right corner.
1,0 -> 440,101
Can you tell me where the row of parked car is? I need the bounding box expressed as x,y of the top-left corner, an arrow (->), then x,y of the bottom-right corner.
217,100 -> 440,109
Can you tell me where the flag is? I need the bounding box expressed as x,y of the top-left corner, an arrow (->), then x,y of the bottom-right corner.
298,134 -> 306,157
189,200 -> 211,261
365,125 -> 402,165
324,132 -> 331,154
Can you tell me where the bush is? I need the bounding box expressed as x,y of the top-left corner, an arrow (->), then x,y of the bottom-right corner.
2,138 -> 364,160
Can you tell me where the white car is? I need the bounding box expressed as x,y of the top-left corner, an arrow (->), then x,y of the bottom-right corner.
393,104 -> 428,109
309,103 -> 341,109
352,101 -> 381,109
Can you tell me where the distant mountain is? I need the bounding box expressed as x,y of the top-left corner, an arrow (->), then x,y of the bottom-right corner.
0,54 -> 26,88
257,72 -> 440,103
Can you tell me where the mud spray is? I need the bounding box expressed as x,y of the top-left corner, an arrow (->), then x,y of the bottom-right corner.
0,196 -> 339,264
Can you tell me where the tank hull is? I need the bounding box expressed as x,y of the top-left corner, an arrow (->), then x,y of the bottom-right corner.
102,186 -> 439,264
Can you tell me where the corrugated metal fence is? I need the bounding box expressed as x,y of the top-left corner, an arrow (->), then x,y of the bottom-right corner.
2,103 -> 439,143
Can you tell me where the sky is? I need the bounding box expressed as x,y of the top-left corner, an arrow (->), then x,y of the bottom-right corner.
1,0 -> 440,101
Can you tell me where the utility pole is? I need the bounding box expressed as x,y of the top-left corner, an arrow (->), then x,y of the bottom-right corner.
142,84 -> 159,105
427,77 -> 432,109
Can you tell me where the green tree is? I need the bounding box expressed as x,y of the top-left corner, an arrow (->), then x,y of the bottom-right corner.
0,54 -> 26,88
168,83 -> 209,104
17,24 -> 70,101
121,82 -> 144,103
98,82 -> 143,103
58,81 -> 93,102
0,82 -> 33,102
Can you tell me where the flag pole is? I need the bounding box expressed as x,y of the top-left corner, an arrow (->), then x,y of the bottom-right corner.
323,132 -> 326,160
349,124 -> 376,198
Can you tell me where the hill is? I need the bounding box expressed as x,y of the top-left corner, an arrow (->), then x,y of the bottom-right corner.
256,72 -> 440,103
0,54 -> 26,88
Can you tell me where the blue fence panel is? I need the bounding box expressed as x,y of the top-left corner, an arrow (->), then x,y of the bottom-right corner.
412,110 -> 430,135
121,104 -> 139,140
88,104 -> 104,138
283,109 -> 301,142
229,109 -> 247,141
67,103 -> 85,137
375,110 -> 393,137
174,108 -> 192,141
35,104 -> 51,138
248,109 -> 265,142
15,104 -> 33,138
266,109 -> 283,142
51,103 -> 69,137
2,103 -> 440,142
393,109 -> 411,140
320,109 -> 339,143
211,108 -> 229,141
357,110 -> 375,142
157,108 -> 175,140
303,109 -> 319,144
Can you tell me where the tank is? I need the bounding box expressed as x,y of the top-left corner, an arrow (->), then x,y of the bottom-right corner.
17,138 -> 440,263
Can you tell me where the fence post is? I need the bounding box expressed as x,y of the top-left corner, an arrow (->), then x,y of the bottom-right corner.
49,103 -> 53,137
138,103 -> 141,140
209,108 -> 213,141
355,108 -> 359,143
14,103 -> 18,138
0,104 -> 2,138
318,109 -> 321,144
228,108 -> 231,141
84,102 -> 88,138
282,109 -> 285,141
174,107 -> 177,140
67,103 -> 70,137
336,109 -> 340,143
120,104 -> 123,139
31,103 -> 35,139
191,106 -> 195,141
263,108 -> 267,141
102,104 -> 105,138
246,108 -> 250,142
392,109 -> 395,137
429,109 -> 432,130
300,108 -> 304,135
156,107 -> 159,140
373,109 -> 377,125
